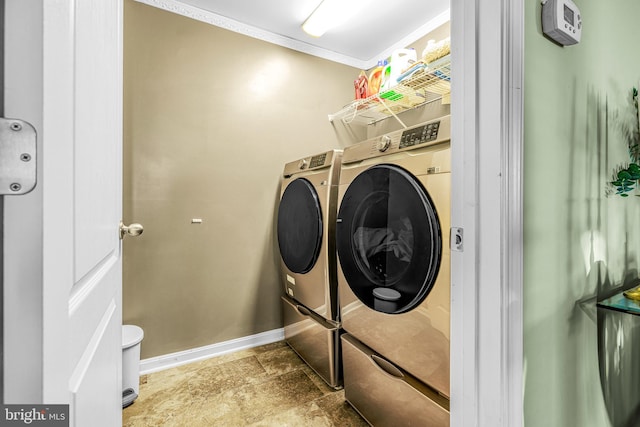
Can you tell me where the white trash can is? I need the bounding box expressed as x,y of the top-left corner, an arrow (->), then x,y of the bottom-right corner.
122,325 -> 144,408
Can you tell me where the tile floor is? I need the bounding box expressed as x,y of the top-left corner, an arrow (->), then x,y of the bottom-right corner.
123,341 -> 368,426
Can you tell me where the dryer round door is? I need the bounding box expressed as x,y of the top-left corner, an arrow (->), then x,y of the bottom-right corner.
277,178 -> 323,274
336,164 -> 442,314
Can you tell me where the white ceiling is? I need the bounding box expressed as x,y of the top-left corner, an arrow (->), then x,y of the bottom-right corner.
136,0 -> 450,69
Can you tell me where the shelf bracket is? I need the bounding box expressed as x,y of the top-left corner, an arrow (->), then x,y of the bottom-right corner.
375,95 -> 408,129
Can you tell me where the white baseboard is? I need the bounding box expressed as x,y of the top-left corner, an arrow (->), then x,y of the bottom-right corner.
138,328 -> 285,375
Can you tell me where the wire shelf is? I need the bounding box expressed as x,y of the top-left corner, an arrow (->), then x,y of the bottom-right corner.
329,55 -> 451,126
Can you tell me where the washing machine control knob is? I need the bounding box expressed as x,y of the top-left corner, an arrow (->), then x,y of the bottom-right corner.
378,135 -> 391,152
298,159 -> 308,170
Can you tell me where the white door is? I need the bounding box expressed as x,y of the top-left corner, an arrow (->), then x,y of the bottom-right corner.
4,1 -> 125,425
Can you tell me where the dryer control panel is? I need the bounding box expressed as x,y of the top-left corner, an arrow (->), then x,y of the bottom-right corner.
282,149 -> 343,178
309,153 -> 328,168
399,120 -> 441,149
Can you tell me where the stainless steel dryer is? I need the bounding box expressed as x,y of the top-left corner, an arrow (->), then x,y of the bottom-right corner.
277,149 -> 343,389
336,116 -> 451,426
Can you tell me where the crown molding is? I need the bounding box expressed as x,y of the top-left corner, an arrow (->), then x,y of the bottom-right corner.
134,0 -> 449,70
134,0 -> 371,69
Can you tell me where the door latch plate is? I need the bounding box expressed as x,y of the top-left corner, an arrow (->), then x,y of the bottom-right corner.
451,227 -> 464,252
0,118 -> 37,195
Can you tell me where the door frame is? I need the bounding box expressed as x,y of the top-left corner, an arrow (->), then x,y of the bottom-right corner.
123,1 -> 526,424
3,0 -> 45,404
5,0 -> 81,405
4,0 -> 124,412
450,0 -> 524,426
2,0 -> 525,424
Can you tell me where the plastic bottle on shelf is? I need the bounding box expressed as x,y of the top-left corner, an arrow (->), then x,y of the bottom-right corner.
368,60 -> 386,97
422,37 -> 451,65
354,71 -> 369,100
380,61 -> 392,92
381,48 -> 417,92
422,40 -> 437,62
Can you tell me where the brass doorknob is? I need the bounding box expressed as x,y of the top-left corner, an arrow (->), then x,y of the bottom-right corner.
120,221 -> 144,240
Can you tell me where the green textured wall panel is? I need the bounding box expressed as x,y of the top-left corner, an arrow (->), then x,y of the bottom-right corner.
524,1 -> 640,426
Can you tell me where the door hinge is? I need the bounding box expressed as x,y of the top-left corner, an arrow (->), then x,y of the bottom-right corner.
451,227 -> 463,252
0,118 -> 37,195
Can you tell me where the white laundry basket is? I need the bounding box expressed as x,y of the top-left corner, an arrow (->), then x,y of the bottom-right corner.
122,325 -> 144,408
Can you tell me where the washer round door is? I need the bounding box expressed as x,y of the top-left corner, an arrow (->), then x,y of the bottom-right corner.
277,178 -> 323,274
336,164 -> 442,314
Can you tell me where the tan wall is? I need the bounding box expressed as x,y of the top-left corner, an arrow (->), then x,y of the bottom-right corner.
123,0 -> 358,358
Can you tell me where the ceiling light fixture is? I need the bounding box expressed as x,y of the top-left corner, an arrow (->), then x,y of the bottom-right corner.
302,0 -> 369,38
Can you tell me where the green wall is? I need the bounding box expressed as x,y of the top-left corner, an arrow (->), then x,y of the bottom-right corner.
524,1 -> 640,426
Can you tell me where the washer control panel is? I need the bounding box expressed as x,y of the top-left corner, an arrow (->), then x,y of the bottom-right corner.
377,135 -> 392,152
340,115 -> 451,165
399,120 -> 441,149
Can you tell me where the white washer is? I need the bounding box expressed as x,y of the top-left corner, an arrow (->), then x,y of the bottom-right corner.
277,149 -> 343,388
336,116 -> 451,425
